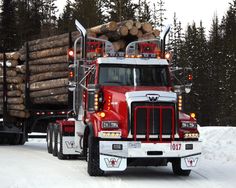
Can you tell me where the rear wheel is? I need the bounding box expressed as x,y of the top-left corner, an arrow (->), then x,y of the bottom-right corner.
87,136 -> 104,176
57,127 -> 66,160
172,159 -> 191,176
52,124 -> 59,157
47,124 -> 53,153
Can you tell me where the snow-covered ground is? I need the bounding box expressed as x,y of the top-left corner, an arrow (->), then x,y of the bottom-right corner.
0,127 -> 236,188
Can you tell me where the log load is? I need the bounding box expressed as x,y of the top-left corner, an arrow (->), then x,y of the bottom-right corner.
0,52 -> 25,118
1,20 -> 160,118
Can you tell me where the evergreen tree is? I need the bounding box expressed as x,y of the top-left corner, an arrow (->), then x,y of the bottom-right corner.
104,0 -> 138,22
178,22 -> 209,125
0,0 -> 18,51
15,0 -> 31,46
221,0 -> 236,125
137,0 -> 152,22
58,0 -> 75,34
40,0 -> 58,37
28,0 -> 43,39
73,0 -> 105,28
153,0 -> 166,31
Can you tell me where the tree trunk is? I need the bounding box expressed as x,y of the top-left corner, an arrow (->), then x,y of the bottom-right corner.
28,55 -> 68,65
134,21 -> 142,29
137,30 -> 143,38
7,97 -> 24,104
0,52 -> 20,60
118,20 -> 134,30
0,70 -> 17,77
30,71 -> 68,83
30,87 -> 68,98
29,63 -> 68,74
141,23 -> 153,33
30,78 -> 68,91
8,104 -> 25,111
129,26 -> 139,36
7,90 -> 22,97
21,46 -> 68,61
32,94 -> 68,104
112,40 -> 126,51
16,65 -> 25,74
8,110 -> 30,118
0,60 -> 18,67
0,77 -> 23,84
89,21 -> 117,34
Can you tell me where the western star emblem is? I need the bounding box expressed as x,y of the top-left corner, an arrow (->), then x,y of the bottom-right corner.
184,157 -> 198,167
146,94 -> 160,102
104,158 -> 122,168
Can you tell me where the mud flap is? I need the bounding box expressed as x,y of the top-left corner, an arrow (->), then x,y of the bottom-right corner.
181,154 -> 201,170
100,154 -> 127,171
62,136 -> 79,155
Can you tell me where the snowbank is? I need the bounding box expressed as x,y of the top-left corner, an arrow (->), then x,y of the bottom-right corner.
199,126 -> 236,163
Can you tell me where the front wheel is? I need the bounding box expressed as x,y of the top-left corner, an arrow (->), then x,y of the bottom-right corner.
87,136 -> 104,176
172,159 -> 191,176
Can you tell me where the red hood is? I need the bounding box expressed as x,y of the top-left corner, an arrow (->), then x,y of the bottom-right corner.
102,86 -> 172,95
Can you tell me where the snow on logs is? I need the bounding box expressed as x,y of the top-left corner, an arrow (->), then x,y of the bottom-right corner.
1,20 -> 160,118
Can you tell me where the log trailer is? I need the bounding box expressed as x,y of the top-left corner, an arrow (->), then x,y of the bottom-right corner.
0,20 -> 201,176
46,20 -> 201,176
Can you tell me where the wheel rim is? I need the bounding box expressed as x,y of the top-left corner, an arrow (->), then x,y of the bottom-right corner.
47,129 -> 50,148
52,131 -> 55,150
57,131 -> 61,153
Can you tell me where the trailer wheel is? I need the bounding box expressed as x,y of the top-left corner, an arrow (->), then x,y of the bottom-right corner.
87,136 -> 104,176
19,132 -> 26,145
10,134 -> 21,145
52,125 -> 59,157
172,159 -> 191,176
47,124 -> 53,153
57,127 -> 66,160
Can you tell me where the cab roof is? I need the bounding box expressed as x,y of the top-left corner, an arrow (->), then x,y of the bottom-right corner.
97,57 -> 169,65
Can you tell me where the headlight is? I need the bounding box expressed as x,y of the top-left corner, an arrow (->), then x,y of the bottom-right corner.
181,122 -> 197,129
102,121 -> 119,129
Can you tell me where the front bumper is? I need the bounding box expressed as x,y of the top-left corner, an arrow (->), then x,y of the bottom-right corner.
99,140 -> 201,171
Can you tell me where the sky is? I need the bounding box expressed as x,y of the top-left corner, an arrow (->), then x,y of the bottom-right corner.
55,0 -> 231,33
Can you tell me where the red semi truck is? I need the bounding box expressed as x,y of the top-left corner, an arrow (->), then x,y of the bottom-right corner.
46,20 -> 201,176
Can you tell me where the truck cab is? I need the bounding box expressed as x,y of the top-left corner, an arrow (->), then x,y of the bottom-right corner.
48,20 -> 201,177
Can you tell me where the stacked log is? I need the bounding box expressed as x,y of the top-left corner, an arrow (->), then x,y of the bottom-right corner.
0,52 -> 29,118
19,20 -> 160,105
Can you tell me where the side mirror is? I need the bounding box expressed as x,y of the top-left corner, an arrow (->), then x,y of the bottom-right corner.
171,67 -> 193,94
184,67 -> 193,93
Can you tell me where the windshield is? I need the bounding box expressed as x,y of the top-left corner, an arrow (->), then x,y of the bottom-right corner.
99,64 -> 170,86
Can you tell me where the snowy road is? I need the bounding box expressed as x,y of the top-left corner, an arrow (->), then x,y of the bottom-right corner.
0,127 -> 236,188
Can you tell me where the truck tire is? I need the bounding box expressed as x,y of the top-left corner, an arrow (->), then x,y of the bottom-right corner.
52,125 -> 59,157
57,127 -> 66,160
19,132 -> 26,145
10,134 -> 21,145
47,124 -> 53,153
87,136 -> 104,176
172,159 -> 191,176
